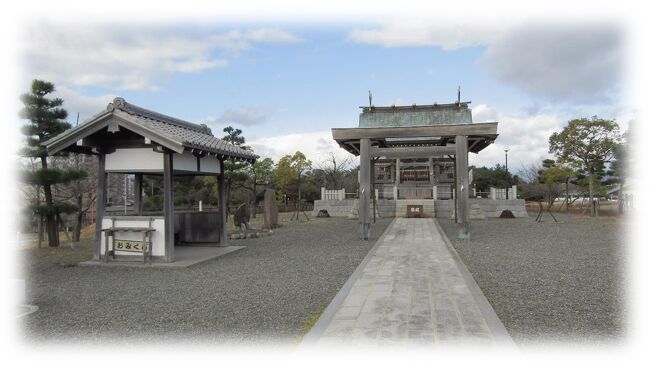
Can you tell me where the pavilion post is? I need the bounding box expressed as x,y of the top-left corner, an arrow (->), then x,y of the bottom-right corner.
94,153 -> 106,260
163,150 -> 175,263
218,158 -> 228,246
133,173 -> 143,215
371,158 -> 376,223
395,158 -> 401,187
455,135 -> 470,240
428,157 -> 434,198
359,138 -> 371,240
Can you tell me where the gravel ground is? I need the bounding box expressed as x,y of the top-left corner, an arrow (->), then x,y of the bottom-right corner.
20,217 -> 391,345
438,213 -> 626,344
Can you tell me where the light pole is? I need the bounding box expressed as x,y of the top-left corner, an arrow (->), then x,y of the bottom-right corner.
504,147 -> 510,200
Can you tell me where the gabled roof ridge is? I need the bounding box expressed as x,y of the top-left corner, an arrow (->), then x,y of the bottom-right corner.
110,97 -> 212,135
360,101 -> 472,113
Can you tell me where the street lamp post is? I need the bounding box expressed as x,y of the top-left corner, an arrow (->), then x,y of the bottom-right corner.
504,147 -> 510,200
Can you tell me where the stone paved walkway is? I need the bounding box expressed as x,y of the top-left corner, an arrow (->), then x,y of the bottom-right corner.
305,218 -> 512,346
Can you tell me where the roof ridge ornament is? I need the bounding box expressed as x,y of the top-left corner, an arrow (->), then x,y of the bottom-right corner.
108,96 -> 212,135
113,97 -> 126,109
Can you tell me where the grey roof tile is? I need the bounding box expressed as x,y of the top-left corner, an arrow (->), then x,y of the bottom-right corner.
113,97 -> 257,161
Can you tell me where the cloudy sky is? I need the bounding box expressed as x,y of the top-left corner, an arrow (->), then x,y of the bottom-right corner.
17,19 -> 629,173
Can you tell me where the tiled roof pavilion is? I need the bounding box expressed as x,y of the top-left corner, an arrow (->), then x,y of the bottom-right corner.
43,97 -> 257,162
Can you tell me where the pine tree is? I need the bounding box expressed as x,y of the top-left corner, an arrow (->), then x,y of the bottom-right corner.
222,126 -> 251,217
19,80 -> 86,247
549,116 -> 621,217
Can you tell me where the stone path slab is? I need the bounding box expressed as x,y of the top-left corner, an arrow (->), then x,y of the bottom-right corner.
303,218 -> 513,347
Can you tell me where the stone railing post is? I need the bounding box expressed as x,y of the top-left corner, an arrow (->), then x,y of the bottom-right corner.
321,187 -> 326,200
511,185 -> 517,200
433,185 -> 438,200
490,187 -> 496,200
375,188 -> 379,200
393,185 -> 398,200
340,188 -> 345,200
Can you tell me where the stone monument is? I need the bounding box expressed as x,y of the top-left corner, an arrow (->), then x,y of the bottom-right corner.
263,189 -> 279,229
234,203 -> 251,230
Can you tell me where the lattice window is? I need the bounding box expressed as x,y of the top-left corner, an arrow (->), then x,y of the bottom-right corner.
375,165 -> 393,183
401,166 -> 430,183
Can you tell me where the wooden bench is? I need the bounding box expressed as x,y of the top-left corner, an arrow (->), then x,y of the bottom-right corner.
102,217 -> 155,263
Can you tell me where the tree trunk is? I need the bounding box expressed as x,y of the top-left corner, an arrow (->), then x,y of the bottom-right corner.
296,174 -> 301,221
41,156 -> 59,247
252,182 -> 257,218
73,193 -> 83,242
588,170 -> 595,217
225,182 -> 230,222
36,185 -> 43,247
565,180 -> 570,211
73,152 -> 82,242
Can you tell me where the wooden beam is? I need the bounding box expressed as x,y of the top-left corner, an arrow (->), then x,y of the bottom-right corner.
218,158 -> 228,246
455,135 -> 470,240
359,138 -> 371,240
332,122 -> 498,140
370,145 -> 456,158
345,141 -> 360,154
163,150 -> 175,262
94,153 -> 106,260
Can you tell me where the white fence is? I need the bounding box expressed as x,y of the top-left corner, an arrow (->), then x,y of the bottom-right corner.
490,185 -> 518,200
321,187 -> 346,201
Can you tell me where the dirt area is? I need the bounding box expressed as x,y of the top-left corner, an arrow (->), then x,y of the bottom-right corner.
438,213 -> 627,344
20,213 -> 391,344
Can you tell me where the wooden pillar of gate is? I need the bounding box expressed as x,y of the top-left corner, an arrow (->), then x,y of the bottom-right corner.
455,135 -> 470,240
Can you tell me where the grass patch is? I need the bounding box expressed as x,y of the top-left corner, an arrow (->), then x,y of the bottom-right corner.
295,305 -> 328,343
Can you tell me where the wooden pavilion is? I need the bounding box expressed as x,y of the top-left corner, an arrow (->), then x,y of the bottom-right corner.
332,102 -> 498,240
43,97 -> 257,263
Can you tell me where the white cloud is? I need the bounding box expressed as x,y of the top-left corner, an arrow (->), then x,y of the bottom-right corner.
479,23 -> 623,104
53,86 -> 116,122
163,58 -> 229,73
472,104 -> 498,122
348,20 -> 501,50
248,131 -> 355,166
207,106 -> 273,127
348,21 -> 623,105
21,24 -> 301,91
469,106 -> 566,171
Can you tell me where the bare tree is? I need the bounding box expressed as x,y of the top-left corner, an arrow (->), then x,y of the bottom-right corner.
316,152 -> 355,189
516,161 -> 543,184
50,155 -> 98,242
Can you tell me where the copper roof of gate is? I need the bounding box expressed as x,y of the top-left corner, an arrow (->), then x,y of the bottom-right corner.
359,102 -> 473,128
331,100 -> 498,155
43,97 -> 257,162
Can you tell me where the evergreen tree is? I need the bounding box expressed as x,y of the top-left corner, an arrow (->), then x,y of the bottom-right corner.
549,116 -> 621,216
19,80 -> 86,247
222,126 -> 251,216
